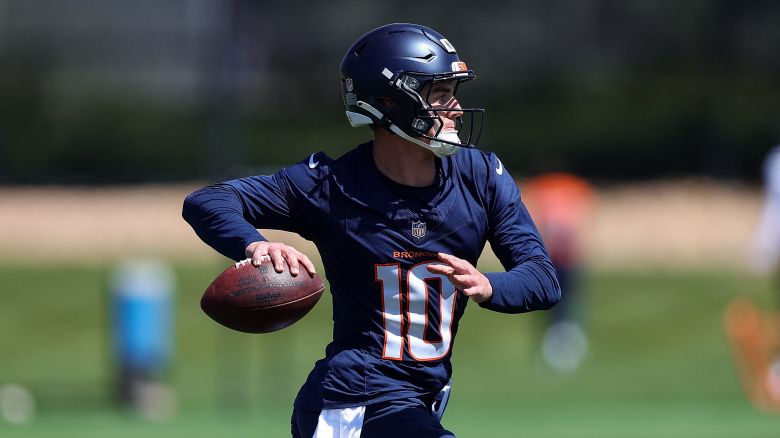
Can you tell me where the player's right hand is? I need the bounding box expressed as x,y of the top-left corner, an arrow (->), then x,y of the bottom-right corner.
244,241 -> 316,277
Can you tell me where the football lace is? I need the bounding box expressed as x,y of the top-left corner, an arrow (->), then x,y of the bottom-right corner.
234,259 -> 252,268
234,255 -> 271,268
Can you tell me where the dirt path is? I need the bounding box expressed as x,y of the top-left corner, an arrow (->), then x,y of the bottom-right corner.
585,180 -> 762,269
0,180 -> 764,269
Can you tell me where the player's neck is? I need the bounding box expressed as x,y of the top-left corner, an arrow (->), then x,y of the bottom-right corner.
372,131 -> 437,187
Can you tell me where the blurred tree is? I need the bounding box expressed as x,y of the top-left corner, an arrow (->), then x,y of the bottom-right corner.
0,0 -> 778,183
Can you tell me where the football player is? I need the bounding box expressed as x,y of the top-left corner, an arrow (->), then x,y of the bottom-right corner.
725,145 -> 780,412
523,173 -> 594,374
183,23 -> 560,437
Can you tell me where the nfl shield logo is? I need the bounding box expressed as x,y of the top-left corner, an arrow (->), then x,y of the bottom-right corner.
411,220 -> 427,239
345,77 -> 354,92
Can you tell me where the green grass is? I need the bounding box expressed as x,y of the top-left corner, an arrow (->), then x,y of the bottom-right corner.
1,262 -> 780,437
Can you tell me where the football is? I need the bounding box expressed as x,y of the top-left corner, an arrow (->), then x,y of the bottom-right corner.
200,256 -> 325,333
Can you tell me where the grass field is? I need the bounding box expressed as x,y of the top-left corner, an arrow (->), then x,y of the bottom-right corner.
2,262 -> 780,437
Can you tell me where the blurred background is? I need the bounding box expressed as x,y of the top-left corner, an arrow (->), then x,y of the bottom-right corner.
1,0 -> 780,436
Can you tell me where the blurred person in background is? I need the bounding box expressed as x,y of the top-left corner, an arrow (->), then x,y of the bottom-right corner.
183,23 -> 560,437
523,173 -> 594,375
749,145 -> 780,279
725,144 -> 780,412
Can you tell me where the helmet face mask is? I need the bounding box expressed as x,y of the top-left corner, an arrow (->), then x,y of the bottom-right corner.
340,23 -> 485,155
392,72 -> 483,148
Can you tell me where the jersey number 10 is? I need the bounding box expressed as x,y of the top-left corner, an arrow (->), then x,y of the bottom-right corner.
375,262 -> 458,361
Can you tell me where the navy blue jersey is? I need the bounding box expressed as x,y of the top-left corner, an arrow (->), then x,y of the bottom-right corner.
183,142 -> 559,410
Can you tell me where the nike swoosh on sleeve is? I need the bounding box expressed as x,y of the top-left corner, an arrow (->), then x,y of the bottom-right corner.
495,158 -> 503,175
308,153 -> 319,169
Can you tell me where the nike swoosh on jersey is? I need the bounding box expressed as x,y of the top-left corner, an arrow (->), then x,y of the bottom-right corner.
495,158 -> 503,175
308,153 -> 319,169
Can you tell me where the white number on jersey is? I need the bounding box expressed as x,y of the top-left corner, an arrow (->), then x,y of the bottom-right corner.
374,262 -> 458,361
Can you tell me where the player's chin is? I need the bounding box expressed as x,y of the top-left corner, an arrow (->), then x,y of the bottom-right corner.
426,127 -> 458,139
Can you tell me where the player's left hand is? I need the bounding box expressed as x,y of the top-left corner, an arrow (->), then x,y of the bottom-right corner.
427,253 -> 492,304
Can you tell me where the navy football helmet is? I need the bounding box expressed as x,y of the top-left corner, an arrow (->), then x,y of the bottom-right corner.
340,23 -> 484,157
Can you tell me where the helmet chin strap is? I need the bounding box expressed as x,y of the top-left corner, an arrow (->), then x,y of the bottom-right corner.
356,101 -> 462,158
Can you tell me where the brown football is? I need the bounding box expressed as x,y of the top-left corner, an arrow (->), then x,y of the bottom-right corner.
200,257 -> 325,333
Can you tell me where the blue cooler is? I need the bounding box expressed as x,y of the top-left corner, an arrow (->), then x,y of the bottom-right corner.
111,259 -> 174,404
